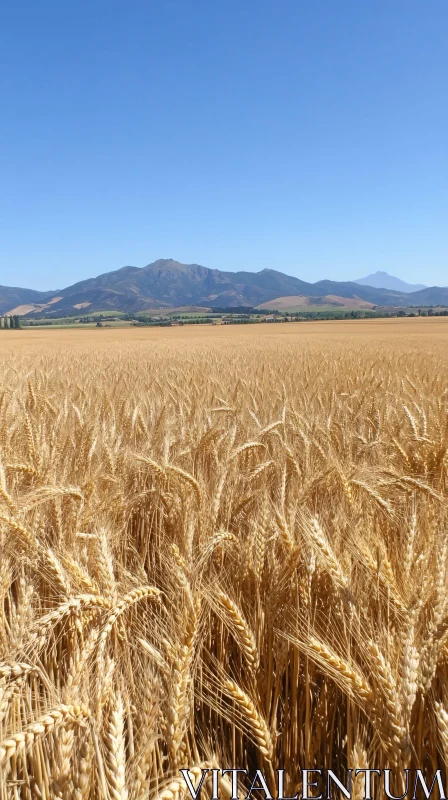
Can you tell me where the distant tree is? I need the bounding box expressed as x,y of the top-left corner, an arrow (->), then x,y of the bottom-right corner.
4,316 -> 9,329
15,316 -> 21,328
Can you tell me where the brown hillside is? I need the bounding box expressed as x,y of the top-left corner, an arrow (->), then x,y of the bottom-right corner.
257,294 -> 375,310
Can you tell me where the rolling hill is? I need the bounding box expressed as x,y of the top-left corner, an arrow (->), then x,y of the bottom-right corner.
1,259 -> 447,316
257,295 -> 376,311
0,285 -> 58,315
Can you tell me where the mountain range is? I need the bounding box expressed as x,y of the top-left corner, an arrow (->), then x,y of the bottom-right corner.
0,260 -> 447,316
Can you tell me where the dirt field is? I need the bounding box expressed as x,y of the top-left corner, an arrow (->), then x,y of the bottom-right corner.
1,315 -> 448,796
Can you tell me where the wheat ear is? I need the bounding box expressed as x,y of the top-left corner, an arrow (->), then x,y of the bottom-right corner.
104,691 -> 128,800
0,703 -> 90,772
224,679 -> 274,760
216,591 -> 258,668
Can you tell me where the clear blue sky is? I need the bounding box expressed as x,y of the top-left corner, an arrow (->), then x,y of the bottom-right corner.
1,0 -> 447,290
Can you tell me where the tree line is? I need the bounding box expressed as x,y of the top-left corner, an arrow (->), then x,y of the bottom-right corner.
0,316 -> 21,329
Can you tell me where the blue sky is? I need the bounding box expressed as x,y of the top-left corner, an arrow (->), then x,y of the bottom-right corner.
1,0 -> 447,290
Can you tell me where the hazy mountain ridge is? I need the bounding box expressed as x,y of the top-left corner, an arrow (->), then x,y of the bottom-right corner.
1,259 -> 447,315
354,271 -> 427,293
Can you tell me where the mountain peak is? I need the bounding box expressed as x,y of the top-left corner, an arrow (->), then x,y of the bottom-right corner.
144,258 -> 177,268
353,271 -> 427,293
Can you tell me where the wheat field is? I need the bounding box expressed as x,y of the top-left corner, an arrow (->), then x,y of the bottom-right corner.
1,319 -> 448,799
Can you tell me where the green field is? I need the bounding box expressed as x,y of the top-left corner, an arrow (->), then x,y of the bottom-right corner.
15,304 -> 448,330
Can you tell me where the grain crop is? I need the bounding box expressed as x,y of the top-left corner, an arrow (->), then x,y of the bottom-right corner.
0,319 -> 448,797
